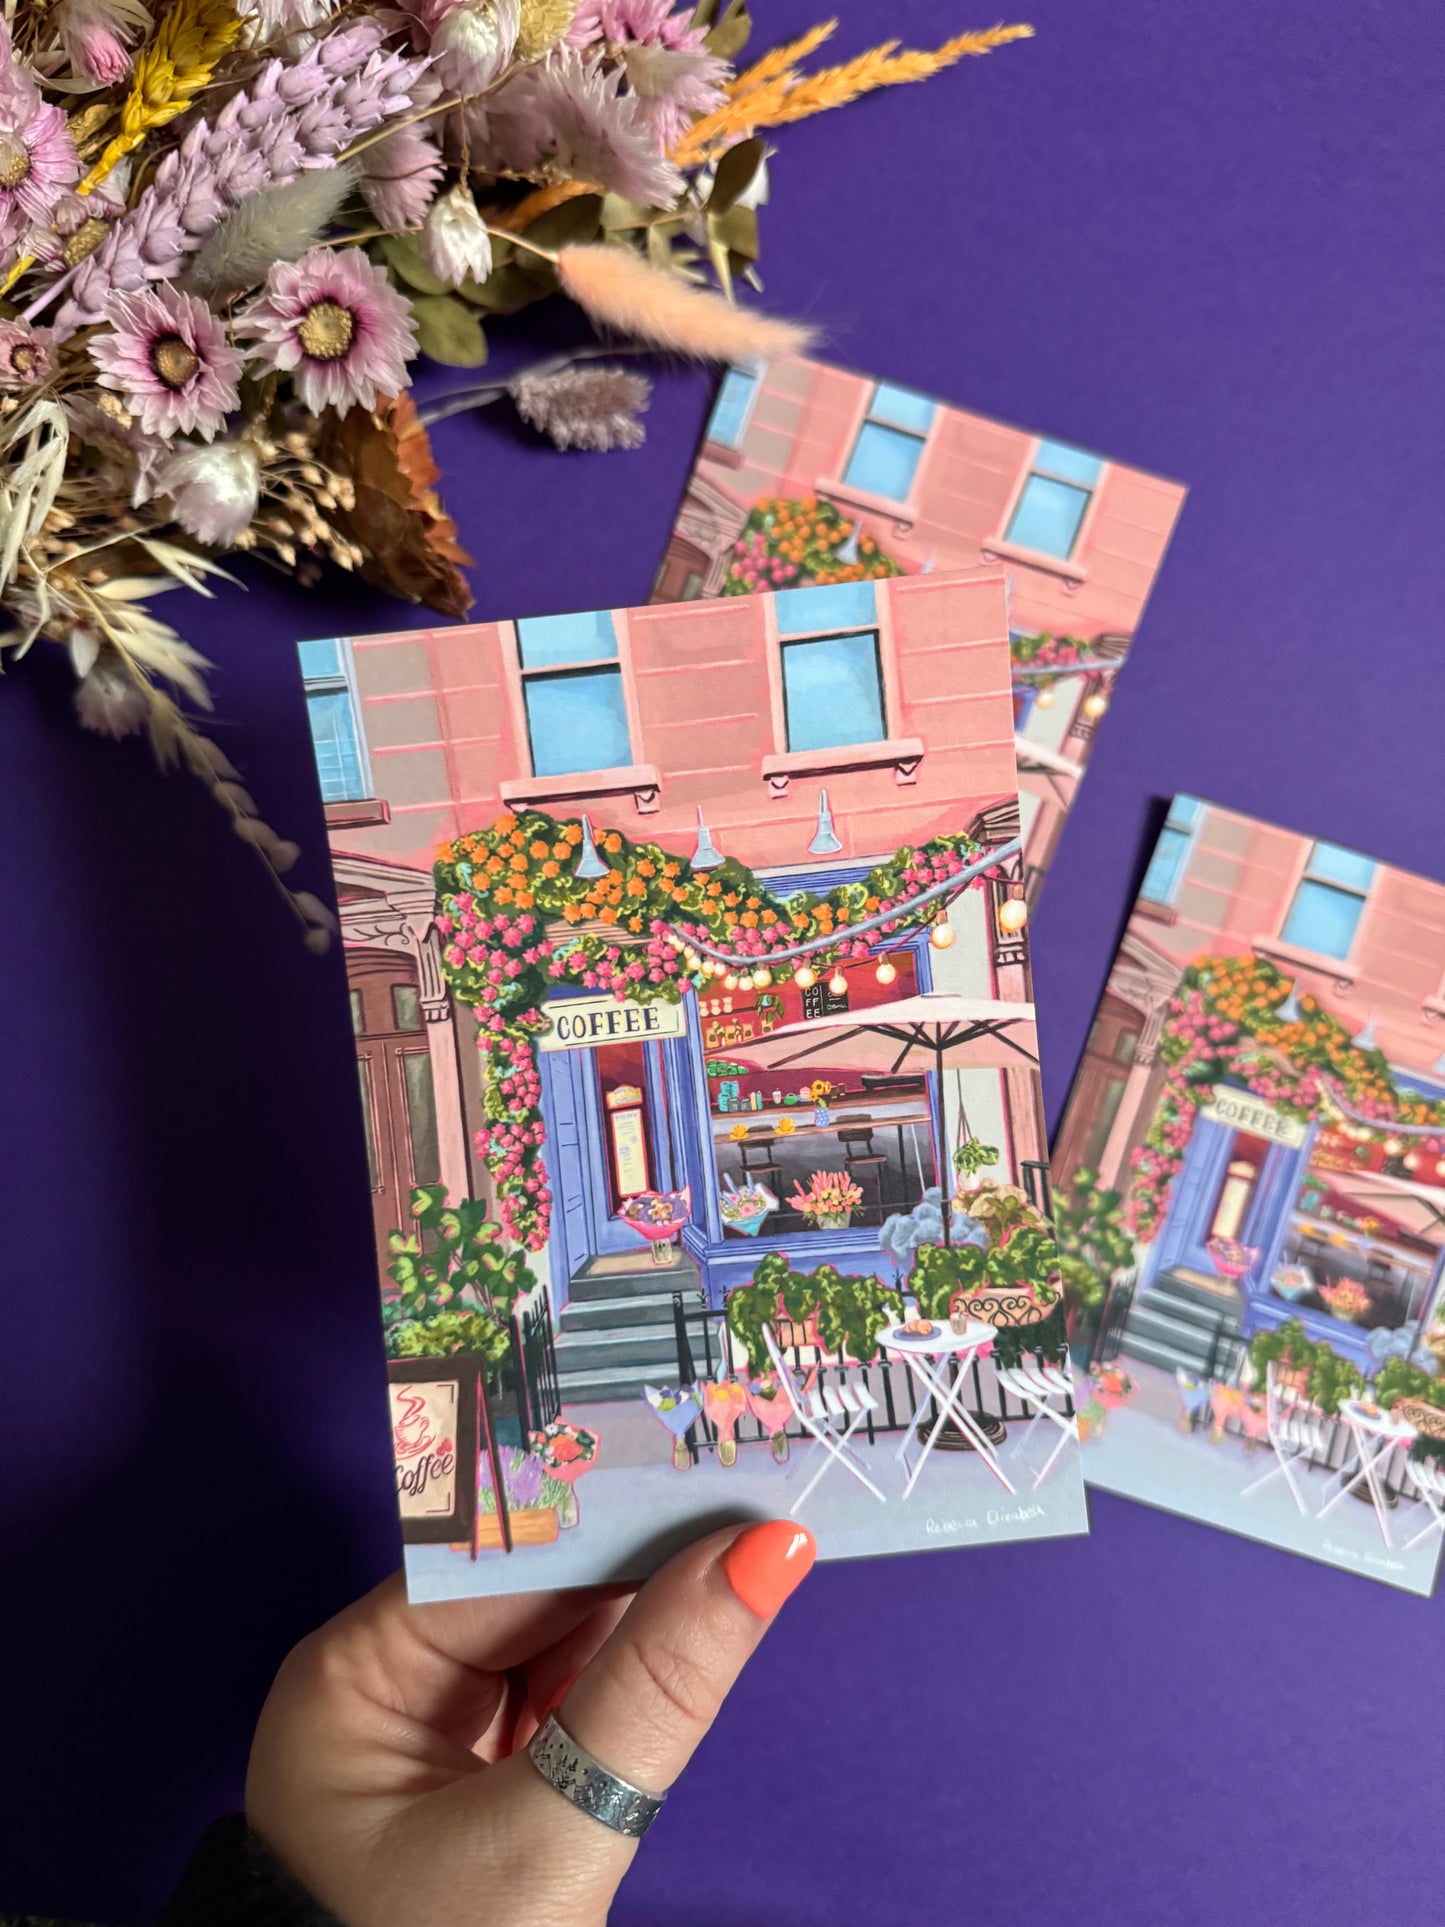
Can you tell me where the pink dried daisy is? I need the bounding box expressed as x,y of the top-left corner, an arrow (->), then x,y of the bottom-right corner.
0,318 -> 58,390
236,246 -> 417,417
0,92 -> 79,238
89,285 -> 244,441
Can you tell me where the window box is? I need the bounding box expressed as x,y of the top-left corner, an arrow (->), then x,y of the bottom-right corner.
760,737 -> 924,799
500,764 -> 662,815
1252,933 -> 1360,992
324,797 -> 391,829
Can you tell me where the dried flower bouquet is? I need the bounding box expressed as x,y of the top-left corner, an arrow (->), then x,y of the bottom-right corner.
0,0 -> 1030,937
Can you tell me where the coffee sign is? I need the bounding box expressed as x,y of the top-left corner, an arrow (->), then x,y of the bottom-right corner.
1201,1090 -> 1309,1149
540,993 -> 688,1052
386,1359 -> 479,1544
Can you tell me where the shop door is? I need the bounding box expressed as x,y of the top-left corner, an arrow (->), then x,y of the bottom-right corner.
538,1037 -> 670,1274
348,951 -> 442,1269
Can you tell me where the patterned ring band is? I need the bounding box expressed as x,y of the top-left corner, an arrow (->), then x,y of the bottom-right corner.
527,1712 -> 667,1839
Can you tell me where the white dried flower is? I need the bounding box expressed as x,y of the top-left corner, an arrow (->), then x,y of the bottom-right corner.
74,658 -> 149,738
432,0 -> 520,96
421,183 -> 493,288
155,440 -> 263,547
511,362 -> 650,451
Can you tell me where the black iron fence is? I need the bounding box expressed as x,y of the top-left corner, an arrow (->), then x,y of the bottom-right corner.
670,1293 -> 1068,1465
507,1288 -> 561,1439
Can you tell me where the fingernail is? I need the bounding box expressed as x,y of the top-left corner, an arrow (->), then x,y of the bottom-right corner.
529,1671 -> 578,1726
722,1520 -> 816,1619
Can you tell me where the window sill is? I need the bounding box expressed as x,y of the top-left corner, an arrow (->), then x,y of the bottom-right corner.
1135,898 -> 1179,926
702,440 -> 745,470
815,476 -> 917,534
1422,994 -> 1445,1026
980,535 -> 1088,588
761,737 -> 925,799
500,765 -> 662,815
324,797 -> 391,829
1252,934 -> 1359,991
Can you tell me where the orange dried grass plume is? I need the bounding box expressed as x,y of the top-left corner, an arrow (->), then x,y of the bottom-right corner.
555,244 -> 815,361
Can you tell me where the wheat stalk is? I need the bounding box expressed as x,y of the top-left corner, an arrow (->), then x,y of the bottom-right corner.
81,0 -> 243,192
726,19 -> 838,100
672,22 -> 1033,167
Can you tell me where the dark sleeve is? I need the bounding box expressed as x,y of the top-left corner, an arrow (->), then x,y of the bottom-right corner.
156,1816 -> 343,1927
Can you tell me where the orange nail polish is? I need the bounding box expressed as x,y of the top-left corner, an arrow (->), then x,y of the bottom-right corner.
722,1520 -> 816,1619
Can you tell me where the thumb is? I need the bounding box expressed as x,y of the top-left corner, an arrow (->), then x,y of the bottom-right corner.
554,1517 -> 816,1799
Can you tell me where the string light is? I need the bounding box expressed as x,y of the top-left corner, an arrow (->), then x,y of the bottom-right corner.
829,969 -> 848,996
1033,685 -> 1056,710
997,896 -> 1028,935
930,915 -> 956,951
794,965 -> 817,989
875,957 -> 897,985
724,972 -> 738,990
753,966 -> 772,988
738,972 -> 755,990
1081,691 -> 1109,720
1384,1136 -> 1403,1157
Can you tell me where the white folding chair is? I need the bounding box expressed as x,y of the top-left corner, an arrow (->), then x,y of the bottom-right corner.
762,1325 -> 886,1515
1404,1454 -> 1445,1552
994,1358 -> 1079,1489
1241,1363 -> 1331,1514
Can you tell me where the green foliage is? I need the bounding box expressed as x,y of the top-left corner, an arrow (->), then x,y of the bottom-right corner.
990,1302 -> 1070,1370
725,1251 -> 902,1372
1376,1358 -> 1445,1411
385,1310 -> 510,1362
988,1226 -> 1060,1303
1248,1318 -> 1362,1416
910,1243 -> 987,1320
386,1187 -> 537,1327
952,1138 -> 999,1180
1054,1167 -> 1134,1319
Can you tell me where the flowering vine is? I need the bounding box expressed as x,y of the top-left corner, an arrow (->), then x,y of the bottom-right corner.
1125,954 -> 1445,1243
433,808 -> 995,1249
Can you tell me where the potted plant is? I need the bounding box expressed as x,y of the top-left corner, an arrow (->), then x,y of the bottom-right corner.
725,1252 -> 902,1371
787,1169 -> 864,1229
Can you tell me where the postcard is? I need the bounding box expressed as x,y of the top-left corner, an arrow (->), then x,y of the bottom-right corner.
653,355 -> 1185,902
1053,796 -> 1445,1592
298,572 -> 1089,1601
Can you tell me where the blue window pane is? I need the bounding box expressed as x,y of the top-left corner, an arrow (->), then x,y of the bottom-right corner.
1141,824 -> 1191,906
1282,880 -> 1366,961
1033,440 -> 1104,486
707,363 -> 761,447
516,609 -> 618,670
306,689 -> 367,802
1006,474 -> 1091,558
298,637 -> 344,682
869,382 -> 937,434
1167,795 -> 1204,830
783,633 -> 885,751
1307,842 -> 1376,893
775,580 -> 877,635
525,669 -> 631,776
842,420 -> 925,502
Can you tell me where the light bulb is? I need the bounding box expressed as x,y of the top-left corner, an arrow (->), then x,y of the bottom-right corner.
794,965 -> 816,989
1404,1150 -> 1421,1171
1033,685 -> 1055,710
738,972 -> 755,990
875,959 -> 897,985
1082,692 -> 1109,720
930,919 -> 956,951
711,960 -> 727,978
1384,1136 -> 1403,1156
753,966 -> 772,988
724,973 -> 739,990
997,897 -> 1029,935
1436,1158 -> 1445,1180
829,970 -> 847,996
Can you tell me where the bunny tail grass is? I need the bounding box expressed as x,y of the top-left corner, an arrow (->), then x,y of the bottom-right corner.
555,245 -> 815,361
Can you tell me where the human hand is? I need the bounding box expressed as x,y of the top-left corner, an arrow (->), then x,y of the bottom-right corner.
245,1520 -> 816,1926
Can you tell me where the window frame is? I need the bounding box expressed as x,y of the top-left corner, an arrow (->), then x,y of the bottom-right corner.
299,637 -> 373,805
1139,796 -> 1204,909
998,437 -> 1107,567
1279,841 -> 1376,964
514,611 -> 635,781
839,380 -> 938,507
703,360 -> 763,457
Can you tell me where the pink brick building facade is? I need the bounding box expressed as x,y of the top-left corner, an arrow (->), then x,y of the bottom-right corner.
654,354 -> 1185,892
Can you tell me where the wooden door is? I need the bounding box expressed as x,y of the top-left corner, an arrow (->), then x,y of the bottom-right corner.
1053,993 -> 1142,1184
349,951 -> 442,1270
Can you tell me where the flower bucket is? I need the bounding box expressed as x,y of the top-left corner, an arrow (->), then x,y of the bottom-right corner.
474,1507 -> 558,1549
813,1212 -> 850,1230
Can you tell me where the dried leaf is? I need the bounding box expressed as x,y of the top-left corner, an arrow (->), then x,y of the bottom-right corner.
522,193 -> 605,251
700,0 -> 752,60
707,135 -> 765,213
711,202 -> 759,261
411,295 -> 489,368
378,233 -> 450,297
319,392 -> 475,619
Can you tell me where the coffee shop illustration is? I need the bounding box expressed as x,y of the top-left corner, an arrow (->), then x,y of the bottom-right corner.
1055,798 -> 1445,1574
654,353 -> 1186,897
306,575 -> 1077,1568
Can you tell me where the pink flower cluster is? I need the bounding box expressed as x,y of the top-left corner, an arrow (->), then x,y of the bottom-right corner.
728,527 -> 800,592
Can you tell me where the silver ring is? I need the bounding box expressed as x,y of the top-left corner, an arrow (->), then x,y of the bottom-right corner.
527,1712 -> 666,1838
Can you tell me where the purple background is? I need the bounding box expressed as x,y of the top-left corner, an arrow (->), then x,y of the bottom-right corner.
3,2 -> 1442,1918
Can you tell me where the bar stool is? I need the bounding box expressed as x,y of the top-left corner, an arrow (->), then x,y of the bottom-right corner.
738,1136 -> 781,1188
839,1126 -> 887,1226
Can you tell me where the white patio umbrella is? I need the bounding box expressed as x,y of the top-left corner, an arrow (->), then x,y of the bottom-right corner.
734,994 -> 1038,1244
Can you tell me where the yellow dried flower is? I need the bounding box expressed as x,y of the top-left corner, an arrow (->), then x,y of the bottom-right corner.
83,0 -> 243,192
516,0 -> 577,61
